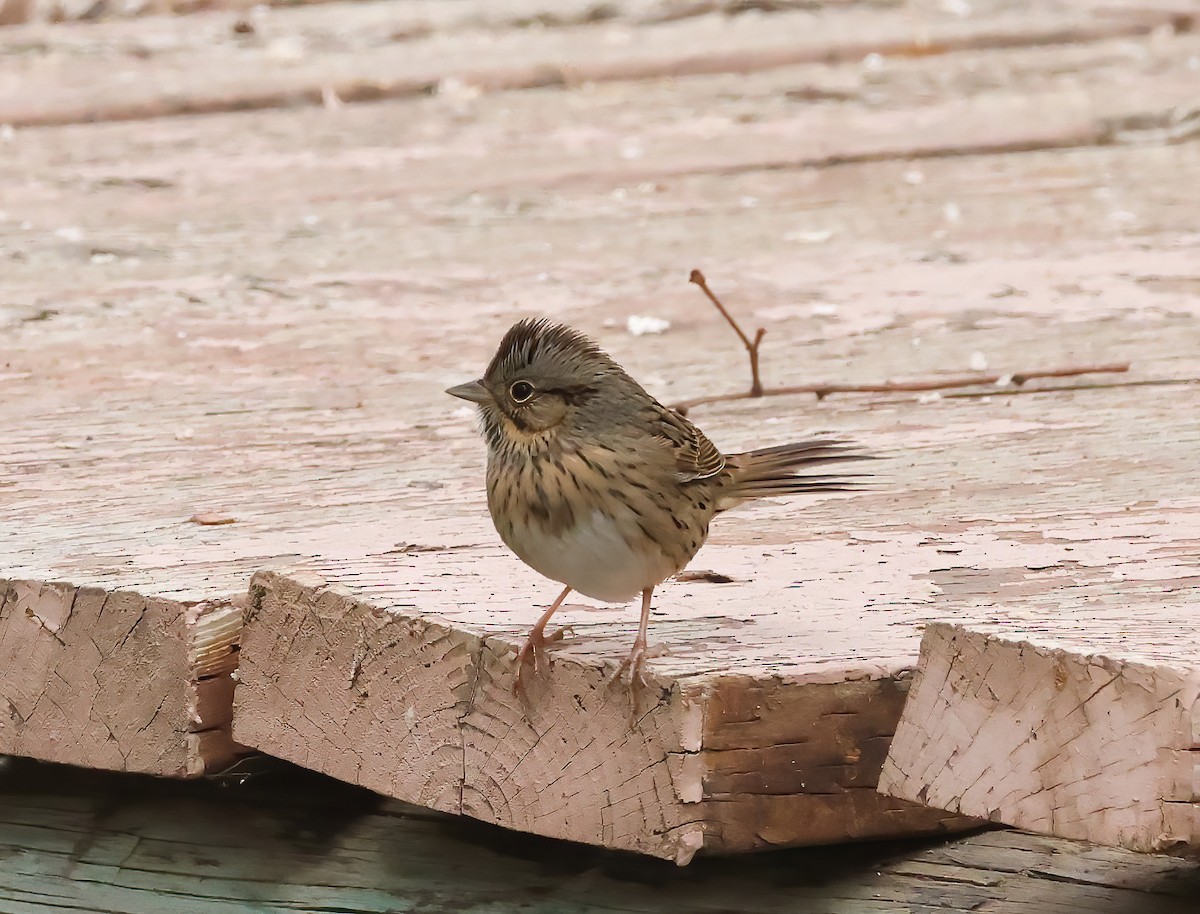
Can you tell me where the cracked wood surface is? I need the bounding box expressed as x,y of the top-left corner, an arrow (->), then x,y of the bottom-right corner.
1,757 -> 1198,914
237,570 -> 970,861
0,580 -> 242,774
2,0 -> 1200,866
879,617 -> 1200,854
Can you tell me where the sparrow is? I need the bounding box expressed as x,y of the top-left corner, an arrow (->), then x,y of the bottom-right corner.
448,318 -> 869,699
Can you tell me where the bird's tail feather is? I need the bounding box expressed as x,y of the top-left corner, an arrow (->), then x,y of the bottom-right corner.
720,438 -> 873,510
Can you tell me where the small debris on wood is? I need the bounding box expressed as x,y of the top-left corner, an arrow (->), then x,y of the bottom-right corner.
626,315 -> 671,336
390,542 -> 446,553
675,570 -> 737,584
989,284 -> 1026,298
97,176 -> 175,190
265,36 -> 307,63
386,542 -> 479,554
204,752 -> 282,787
189,513 -> 237,526
784,229 -> 836,244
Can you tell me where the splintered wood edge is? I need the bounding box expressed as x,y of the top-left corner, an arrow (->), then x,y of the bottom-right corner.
0,579 -> 246,777
233,570 -> 978,862
184,599 -> 248,775
696,674 -> 977,854
878,622 -> 1200,854
233,569 -> 703,861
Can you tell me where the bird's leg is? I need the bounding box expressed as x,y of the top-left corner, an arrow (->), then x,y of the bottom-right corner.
513,585 -> 573,698
610,587 -> 654,718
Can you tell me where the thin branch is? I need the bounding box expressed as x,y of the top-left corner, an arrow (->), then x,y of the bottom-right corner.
942,376 -> 1195,399
672,363 -> 1132,414
690,269 -> 765,397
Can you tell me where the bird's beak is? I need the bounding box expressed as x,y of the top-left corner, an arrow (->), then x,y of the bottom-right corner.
445,379 -> 492,404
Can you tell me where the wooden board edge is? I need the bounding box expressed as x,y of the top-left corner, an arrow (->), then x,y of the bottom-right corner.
879,621 -> 1200,853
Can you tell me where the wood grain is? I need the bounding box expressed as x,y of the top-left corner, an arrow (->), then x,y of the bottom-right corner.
1,0 -> 1191,126
879,618 -> 1200,854
236,571 -> 970,860
0,581 -> 242,775
2,0 -> 1199,862
1,758 -> 1197,913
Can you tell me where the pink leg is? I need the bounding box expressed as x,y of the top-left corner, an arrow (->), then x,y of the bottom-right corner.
611,587 -> 653,694
513,585 -> 572,698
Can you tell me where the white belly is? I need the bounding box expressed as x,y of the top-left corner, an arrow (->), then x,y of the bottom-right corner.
507,509 -> 676,603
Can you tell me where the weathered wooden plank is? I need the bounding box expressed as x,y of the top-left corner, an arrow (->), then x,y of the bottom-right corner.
5,21 -> 1200,293
236,569 -> 969,861
0,581 -> 243,775
0,758 -> 1197,913
227,336 -> 1200,858
5,124 -> 1199,841
233,445 -> 1200,859
878,618 -> 1200,854
3,0 -> 1199,860
0,0 -> 1192,126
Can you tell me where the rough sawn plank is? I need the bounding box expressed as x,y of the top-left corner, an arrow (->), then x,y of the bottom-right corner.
0,579 -> 243,776
234,569 -> 969,863
879,618 -> 1200,854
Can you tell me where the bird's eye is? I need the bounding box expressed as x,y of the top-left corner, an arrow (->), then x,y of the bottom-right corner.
509,380 -> 535,403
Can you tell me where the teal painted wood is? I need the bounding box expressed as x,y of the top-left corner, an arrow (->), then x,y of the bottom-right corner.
0,758 -> 1197,914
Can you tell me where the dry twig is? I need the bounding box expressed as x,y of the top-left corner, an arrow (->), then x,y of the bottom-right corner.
673,364 -> 1133,413
678,268 -> 1132,414
941,376 -> 1193,399
689,269 -> 765,397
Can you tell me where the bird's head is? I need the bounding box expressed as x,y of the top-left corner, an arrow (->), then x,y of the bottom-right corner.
447,318 -> 621,447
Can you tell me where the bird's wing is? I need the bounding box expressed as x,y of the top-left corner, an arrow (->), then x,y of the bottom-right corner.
650,405 -> 727,482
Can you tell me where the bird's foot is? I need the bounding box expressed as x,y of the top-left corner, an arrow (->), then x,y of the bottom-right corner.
608,637 -> 652,726
512,624 -> 574,700
609,640 -> 650,691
